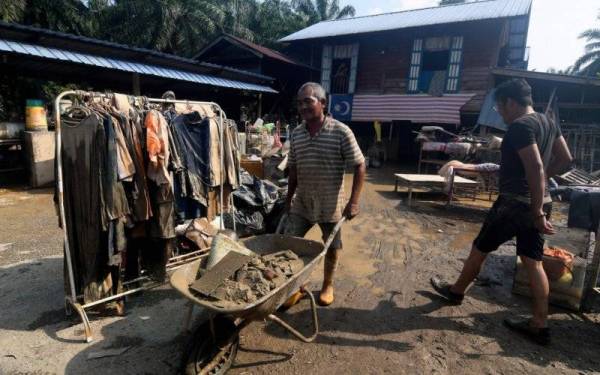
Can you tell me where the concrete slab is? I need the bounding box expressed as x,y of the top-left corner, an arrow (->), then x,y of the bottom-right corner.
23,131 -> 55,188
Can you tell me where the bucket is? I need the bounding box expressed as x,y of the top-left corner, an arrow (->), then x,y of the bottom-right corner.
25,99 -> 48,131
0,122 -> 25,139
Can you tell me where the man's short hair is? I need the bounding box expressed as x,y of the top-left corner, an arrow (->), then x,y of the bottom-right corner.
297,82 -> 327,102
494,78 -> 533,107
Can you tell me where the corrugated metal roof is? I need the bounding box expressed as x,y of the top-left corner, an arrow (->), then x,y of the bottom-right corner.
0,38 -> 278,93
0,21 -> 274,82
279,0 -> 532,42
217,34 -> 309,67
492,67 -> 600,86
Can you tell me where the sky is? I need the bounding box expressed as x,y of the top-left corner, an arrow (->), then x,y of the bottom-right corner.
341,0 -> 599,72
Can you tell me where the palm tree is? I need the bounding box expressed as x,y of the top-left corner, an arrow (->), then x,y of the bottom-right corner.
22,0 -> 93,36
221,0 -> 258,42
0,0 -> 26,23
250,0 -> 308,48
95,0 -> 226,56
292,0 -> 355,24
573,16 -> 600,77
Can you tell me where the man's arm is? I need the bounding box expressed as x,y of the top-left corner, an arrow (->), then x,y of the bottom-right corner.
518,144 -> 554,234
286,165 -> 297,212
344,162 -> 366,219
546,136 -> 574,178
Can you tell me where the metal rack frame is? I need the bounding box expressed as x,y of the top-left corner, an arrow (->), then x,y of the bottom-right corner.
54,90 -> 233,342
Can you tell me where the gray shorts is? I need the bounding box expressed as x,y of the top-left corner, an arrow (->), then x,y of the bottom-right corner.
284,214 -> 343,250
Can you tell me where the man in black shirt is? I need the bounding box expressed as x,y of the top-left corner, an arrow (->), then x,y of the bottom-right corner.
431,79 -> 573,345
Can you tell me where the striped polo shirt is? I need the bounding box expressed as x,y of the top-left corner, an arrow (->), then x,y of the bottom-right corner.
289,117 -> 365,223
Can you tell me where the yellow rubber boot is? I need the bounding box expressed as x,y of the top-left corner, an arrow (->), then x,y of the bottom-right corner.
281,288 -> 306,311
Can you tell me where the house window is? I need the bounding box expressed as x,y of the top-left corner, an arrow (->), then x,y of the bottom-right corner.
321,44 -> 359,94
407,39 -> 423,93
445,36 -> 463,93
331,58 -> 351,94
408,36 -> 463,94
507,17 -> 528,67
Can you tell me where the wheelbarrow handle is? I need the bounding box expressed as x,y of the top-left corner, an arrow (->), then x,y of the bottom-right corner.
322,217 -> 345,252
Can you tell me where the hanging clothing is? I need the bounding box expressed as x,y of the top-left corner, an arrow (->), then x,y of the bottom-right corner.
148,181 -> 176,239
127,109 -> 153,221
209,118 -> 223,187
223,119 -> 241,189
145,110 -> 171,186
60,108 -> 122,303
58,93 -> 242,307
113,113 -> 135,182
165,109 -> 187,198
172,111 -> 211,205
102,114 -> 131,224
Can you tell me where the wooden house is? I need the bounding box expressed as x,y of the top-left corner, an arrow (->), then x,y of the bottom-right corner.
279,0 -> 533,159
194,34 -> 315,122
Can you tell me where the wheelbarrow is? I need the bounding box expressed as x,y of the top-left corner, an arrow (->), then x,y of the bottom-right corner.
170,218 -> 344,374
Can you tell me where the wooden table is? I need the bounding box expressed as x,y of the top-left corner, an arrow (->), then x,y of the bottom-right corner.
452,167 -> 498,201
394,173 -> 478,207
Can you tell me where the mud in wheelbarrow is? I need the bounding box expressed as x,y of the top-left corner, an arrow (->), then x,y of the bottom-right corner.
170,222 -> 343,375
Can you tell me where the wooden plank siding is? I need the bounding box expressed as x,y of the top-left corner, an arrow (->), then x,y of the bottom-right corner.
460,20 -> 507,112
287,19 -> 508,114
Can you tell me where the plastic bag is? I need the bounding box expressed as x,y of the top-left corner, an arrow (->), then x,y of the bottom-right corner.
223,211 -> 265,237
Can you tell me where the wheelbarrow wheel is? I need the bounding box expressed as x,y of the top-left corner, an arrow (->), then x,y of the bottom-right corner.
183,316 -> 240,375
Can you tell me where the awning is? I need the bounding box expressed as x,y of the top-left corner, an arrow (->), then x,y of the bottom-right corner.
0,38 -> 278,94
476,90 -> 507,131
351,93 -> 475,124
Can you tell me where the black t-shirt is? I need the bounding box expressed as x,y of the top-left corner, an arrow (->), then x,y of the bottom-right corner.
499,112 -> 562,197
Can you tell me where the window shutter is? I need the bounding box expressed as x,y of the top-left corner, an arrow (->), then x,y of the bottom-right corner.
445,36 -> 463,93
408,39 -> 423,93
349,43 -> 359,94
321,45 -> 332,93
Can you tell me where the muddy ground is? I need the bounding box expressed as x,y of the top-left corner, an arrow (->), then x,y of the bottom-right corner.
1,166 -> 599,375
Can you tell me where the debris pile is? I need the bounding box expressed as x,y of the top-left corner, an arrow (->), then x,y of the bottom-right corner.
194,250 -> 306,306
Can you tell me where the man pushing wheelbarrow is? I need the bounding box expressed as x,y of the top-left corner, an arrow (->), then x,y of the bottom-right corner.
284,82 -> 366,307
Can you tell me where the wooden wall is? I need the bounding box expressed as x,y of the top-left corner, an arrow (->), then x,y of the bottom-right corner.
286,19 -> 508,114
460,20 -> 507,112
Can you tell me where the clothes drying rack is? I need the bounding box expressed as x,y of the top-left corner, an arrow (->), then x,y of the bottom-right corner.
54,90 -> 236,342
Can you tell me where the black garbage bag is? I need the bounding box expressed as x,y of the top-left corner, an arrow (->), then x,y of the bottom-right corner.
232,184 -> 261,208
240,170 -> 254,185
264,199 -> 287,234
233,171 -> 279,214
223,210 -> 265,237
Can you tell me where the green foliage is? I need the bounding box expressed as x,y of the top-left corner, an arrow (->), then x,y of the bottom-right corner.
88,0 -> 228,56
0,75 -> 85,121
291,0 -> 355,23
21,0 -> 94,35
0,0 -> 26,23
0,0 -> 325,57
573,18 -> 600,77
251,0 -> 309,48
